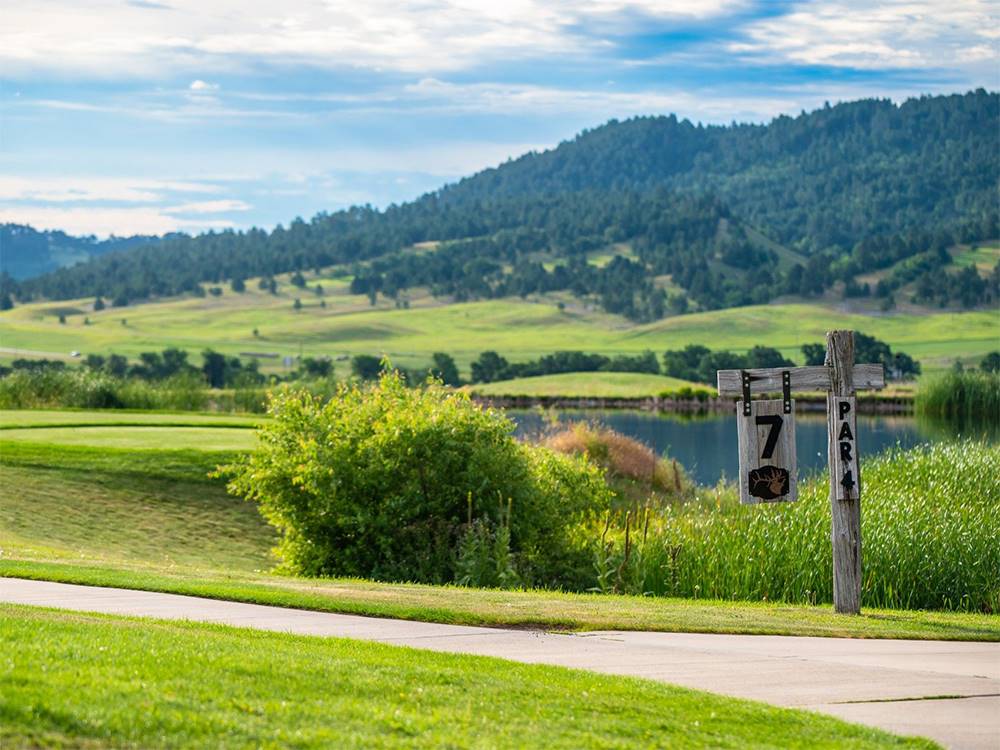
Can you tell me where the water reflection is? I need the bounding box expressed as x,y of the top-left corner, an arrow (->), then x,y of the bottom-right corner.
510,409 -> 970,486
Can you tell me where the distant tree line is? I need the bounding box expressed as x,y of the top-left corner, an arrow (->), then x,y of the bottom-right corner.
663,332 -> 920,384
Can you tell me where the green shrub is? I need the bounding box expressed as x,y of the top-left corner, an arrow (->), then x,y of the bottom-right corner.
222,371 -> 611,586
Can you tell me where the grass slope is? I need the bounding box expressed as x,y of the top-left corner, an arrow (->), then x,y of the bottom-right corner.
2,273 -> 996,376
0,445 -> 271,570
2,437 -> 997,641
470,372 -> 699,398
0,409 -> 260,450
1,606 -> 935,750
0,426 -> 257,450
0,408 -> 263,428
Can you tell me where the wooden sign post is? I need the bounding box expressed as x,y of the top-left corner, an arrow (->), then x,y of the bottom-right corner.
717,330 -> 884,614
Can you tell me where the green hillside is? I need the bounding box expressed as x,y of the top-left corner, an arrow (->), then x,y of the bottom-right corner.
2,272 -> 995,377
469,372 -> 699,398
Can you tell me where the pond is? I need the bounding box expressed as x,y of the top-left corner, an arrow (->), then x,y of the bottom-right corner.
509,409 -> 975,486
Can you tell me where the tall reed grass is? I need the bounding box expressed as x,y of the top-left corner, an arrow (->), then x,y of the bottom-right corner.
0,369 -> 361,413
915,370 -> 1000,435
0,370 -> 210,411
594,442 -> 999,612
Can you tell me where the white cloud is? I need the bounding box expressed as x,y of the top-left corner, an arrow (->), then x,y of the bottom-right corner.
163,199 -> 250,213
0,176 -> 246,236
0,0 -> 743,77
0,206 -> 234,236
22,96 -> 302,123
189,79 -> 218,91
401,78 -> 798,122
732,0 -> 999,70
0,175 -> 220,203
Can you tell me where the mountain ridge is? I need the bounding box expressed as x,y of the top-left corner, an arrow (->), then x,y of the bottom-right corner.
3,89 -> 997,319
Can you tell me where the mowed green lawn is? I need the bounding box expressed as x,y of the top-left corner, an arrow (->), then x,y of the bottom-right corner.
2,276 -> 996,375
0,409 -> 259,450
2,417 -> 997,641
0,409 -> 263,428
0,425 -> 257,450
2,606 -> 936,750
470,372 -> 700,398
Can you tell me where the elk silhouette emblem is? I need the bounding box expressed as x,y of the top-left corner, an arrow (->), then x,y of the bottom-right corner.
748,465 -> 790,500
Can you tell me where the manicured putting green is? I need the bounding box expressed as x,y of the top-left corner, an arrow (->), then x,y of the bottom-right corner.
0,425 -> 256,450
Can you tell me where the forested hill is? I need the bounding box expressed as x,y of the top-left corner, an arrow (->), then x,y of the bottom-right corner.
6,90 -> 998,319
441,90 -> 998,252
0,224 -> 161,280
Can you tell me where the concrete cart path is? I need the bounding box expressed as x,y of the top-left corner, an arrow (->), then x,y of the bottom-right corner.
3,578 -> 998,750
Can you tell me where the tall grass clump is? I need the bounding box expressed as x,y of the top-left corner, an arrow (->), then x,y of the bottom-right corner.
0,369 -> 208,411
915,370 -> 1000,435
543,422 -> 689,504
596,442 -> 999,612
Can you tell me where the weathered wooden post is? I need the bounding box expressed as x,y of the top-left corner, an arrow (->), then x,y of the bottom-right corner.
826,330 -> 861,614
716,329 -> 883,615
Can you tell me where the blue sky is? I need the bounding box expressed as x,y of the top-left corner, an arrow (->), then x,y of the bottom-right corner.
1,0 -> 997,237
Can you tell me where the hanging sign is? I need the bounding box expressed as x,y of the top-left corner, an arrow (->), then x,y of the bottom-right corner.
736,398 -> 797,504
828,395 -> 859,501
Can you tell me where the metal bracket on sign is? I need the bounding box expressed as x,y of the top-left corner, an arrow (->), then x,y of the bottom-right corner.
782,370 -> 792,414
741,370 -> 752,416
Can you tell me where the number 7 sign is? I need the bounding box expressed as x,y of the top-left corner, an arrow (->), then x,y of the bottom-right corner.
736,399 -> 798,504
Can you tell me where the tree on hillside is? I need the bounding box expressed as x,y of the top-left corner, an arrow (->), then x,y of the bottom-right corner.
801,343 -> 826,366
202,349 -> 228,388
470,351 -> 510,384
746,346 -> 795,369
430,352 -> 461,386
980,351 -> 1000,373
351,354 -> 382,381
106,354 -> 128,377
801,333 -> 920,380
300,357 -> 333,379
662,345 -> 711,382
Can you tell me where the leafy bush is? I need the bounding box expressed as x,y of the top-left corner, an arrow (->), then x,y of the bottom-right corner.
222,371 -> 612,586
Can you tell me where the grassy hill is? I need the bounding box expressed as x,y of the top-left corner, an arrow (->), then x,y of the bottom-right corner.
470,372 -> 700,398
2,268 -> 996,379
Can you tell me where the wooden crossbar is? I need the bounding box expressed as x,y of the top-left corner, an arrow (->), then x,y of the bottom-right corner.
716,364 -> 885,397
